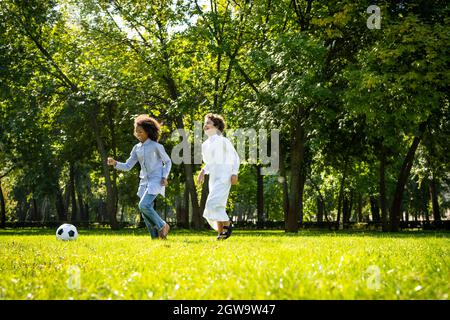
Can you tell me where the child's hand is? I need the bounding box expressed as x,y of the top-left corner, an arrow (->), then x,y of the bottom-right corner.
161,178 -> 168,186
231,175 -> 238,185
107,157 -> 117,166
197,170 -> 205,185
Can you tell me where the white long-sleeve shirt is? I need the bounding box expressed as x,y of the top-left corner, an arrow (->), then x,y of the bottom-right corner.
201,133 -> 239,229
202,133 -> 240,177
115,139 -> 172,198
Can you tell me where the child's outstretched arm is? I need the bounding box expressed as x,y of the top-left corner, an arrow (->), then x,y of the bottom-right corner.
109,145 -> 138,171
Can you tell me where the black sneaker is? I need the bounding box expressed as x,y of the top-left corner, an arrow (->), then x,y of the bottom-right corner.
220,224 -> 233,240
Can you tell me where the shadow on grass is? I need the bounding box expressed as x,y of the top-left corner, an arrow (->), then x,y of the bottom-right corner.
0,227 -> 449,239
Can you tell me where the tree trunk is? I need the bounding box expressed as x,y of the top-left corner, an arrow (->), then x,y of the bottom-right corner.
199,175 -> 209,218
174,185 -> 181,227
69,162 -> 78,223
162,64 -> 201,229
298,169 -> 306,227
55,187 -> 67,222
31,198 -> 39,222
256,164 -> 264,227
182,186 -> 190,228
346,190 -> 353,225
41,197 -> 50,223
174,117 -> 202,229
316,197 -> 324,223
85,203 -> 89,224
308,172 -> 329,224
390,135 -> 422,232
0,180 -> 6,228
18,199 -> 26,222
120,204 -> 124,223
379,148 -> 389,231
279,143 -> 289,230
99,201 -> 107,223
429,177 -> 441,224
107,102 -> 119,215
175,181 -> 188,228
370,196 -> 381,222
64,178 -> 71,220
336,161 -> 348,228
287,123 -> 305,233
90,103 -> 118,229
213,52 -> 222,111
357,193 -> 363,223
343,194 -> 349,226
77,188 -> 85,225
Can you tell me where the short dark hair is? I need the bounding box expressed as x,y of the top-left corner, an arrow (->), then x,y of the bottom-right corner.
205,113 -> 226,132
134,114 -> 161,141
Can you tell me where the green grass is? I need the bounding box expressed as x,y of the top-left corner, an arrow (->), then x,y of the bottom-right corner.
0,228 -> 449,300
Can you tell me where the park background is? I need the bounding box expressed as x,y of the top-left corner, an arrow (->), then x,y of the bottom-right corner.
1,0 -> 449,232
0,0 -> 449,300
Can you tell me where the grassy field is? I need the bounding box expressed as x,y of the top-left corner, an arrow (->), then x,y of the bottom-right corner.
0,228 -> 448,300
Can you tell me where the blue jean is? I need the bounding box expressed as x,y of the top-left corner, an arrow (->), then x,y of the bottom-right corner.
138,193 -> 166,239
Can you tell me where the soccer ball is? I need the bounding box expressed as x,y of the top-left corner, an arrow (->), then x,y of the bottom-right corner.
56,224 -> 78,241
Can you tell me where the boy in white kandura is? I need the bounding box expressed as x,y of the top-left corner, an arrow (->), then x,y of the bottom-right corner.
107,114 -> 171,239
197,113 -> 240,240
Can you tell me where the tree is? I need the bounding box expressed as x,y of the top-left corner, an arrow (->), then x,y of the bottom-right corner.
343,3 -> 449,231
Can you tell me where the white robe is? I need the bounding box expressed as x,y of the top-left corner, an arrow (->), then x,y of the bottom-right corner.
202,134 -> 240,231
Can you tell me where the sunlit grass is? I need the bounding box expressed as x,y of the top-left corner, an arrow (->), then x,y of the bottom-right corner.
0,228 -> 448,300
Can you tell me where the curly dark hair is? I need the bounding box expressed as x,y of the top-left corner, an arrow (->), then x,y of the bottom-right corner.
205,113 -> 226,132
134,114 -> 161,141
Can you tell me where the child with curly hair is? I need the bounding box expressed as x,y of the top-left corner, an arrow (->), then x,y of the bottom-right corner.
108,115 -> 171,239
